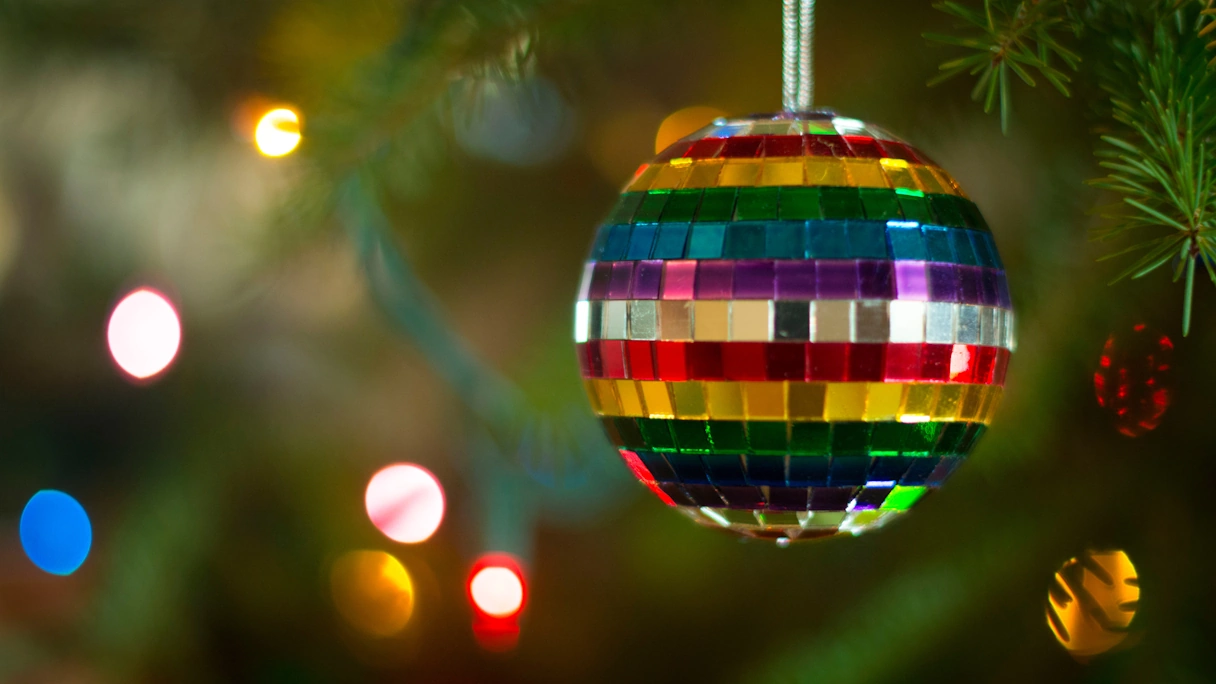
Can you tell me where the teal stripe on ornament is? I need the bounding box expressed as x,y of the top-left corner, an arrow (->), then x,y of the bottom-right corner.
589,219 -> 1002,267
603,188 -> 989,231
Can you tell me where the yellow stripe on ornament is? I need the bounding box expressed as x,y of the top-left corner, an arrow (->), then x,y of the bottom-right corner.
627,158 -> 965,196
584,379 -> 1003,423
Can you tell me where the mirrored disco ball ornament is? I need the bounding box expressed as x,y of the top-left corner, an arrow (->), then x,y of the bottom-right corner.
573,112 -> 1014,541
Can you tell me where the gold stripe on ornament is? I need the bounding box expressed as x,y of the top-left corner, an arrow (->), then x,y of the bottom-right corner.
582,379 -> 1003,423
626,158 -> 964,196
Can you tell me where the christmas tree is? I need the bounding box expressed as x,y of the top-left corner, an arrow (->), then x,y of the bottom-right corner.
0,0 -> 1212,681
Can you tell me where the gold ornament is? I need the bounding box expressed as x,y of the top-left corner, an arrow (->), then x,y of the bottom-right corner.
1046,549 -> 1140,659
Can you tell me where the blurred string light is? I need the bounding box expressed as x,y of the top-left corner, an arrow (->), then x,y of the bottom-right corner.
1093,324 -> 1173,437
452,77 -> 575,166
107,288 -> 181,381
654,106 -> 726,153
467,553 -> 526,651
329,550 -> 415,637
20,490 -> 92,576
1047,549 -> 1140,660
254,107 -> 303,157
364,464 -> 445,544
470,567 -> 524,617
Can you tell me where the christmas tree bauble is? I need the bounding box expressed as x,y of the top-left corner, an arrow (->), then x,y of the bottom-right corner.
574,111 -> 1013,541
1047,549 -> 1139,659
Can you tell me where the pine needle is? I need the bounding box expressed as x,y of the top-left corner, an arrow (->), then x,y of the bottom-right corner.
926,0 -> 1081,134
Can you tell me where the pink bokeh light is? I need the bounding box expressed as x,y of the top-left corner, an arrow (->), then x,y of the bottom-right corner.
364,464 -> 445,544
106,288 -> 182,381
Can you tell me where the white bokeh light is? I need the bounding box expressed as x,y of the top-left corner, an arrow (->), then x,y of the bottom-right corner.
107,288 -> 182,380
364,464 -> 445,544
470,566 -> 524,618
254,108 -> 302,157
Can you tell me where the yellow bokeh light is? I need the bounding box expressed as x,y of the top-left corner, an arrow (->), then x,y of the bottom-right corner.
254,108 -> 302,157
1047,549 -> 1140,659
330,550 -> 415,637
655,106 -> 726,153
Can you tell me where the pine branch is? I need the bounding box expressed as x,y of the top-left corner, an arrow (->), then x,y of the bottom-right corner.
925,0 -> 1082,133
337,173 -> 614,485
1175,0 -> 1216,66
285,1 -> 625,484
1089,6 -> 1216,336
304,0 -> 582,186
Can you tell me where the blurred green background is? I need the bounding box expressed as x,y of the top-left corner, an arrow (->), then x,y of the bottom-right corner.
0,0 -> 1212,681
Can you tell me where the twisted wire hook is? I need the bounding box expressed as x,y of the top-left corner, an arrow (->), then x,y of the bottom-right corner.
782,0 -> 816,111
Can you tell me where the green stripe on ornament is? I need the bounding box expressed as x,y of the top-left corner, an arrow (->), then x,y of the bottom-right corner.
600,417 -> 986,457
604,187 -> 988,232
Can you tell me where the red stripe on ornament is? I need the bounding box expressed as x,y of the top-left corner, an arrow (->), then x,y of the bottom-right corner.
661,133 -> 934,164
576,341 -> 1011,385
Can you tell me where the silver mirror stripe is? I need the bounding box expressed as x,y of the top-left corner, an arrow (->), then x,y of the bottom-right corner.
577,299 -> 1016,350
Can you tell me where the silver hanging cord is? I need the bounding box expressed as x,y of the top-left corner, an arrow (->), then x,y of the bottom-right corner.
782,0 -> 815,111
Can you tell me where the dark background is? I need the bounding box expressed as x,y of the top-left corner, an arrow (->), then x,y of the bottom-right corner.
0,0 -> 1211,681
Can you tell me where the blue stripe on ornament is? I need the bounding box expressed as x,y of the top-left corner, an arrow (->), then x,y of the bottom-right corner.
590,219 -> 1002,268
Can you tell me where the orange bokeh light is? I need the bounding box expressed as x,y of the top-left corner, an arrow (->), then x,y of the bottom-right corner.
654,106 -> 726,153
329,550 -> 415,637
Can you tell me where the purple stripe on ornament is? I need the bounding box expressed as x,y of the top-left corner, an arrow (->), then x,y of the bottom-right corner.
775,261 -> 816,300
859,261 -> 894,299
632,260 -> 664,300
958,266 -> 981,305
577,262 -> 595,300
996,277 -> 1012,308
734,260 -> 776,299
979,268 -> 999,307
894,262 -> 929,301
695,260 -> 734,299
588,261 -> 613,300
608,261 -> 635,300
581,260 -> 1010,307
927,263 -> 960,303
817,261 -> 858,299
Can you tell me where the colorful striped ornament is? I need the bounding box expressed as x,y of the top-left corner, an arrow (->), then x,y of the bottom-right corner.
574,111 -> 1014,542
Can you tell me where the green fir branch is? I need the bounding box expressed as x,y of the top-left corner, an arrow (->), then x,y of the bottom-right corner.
1174,0 -> 1216,66
1089,7 -> 1216,336
925,0 -> 1082,133
337,173 -> 614,484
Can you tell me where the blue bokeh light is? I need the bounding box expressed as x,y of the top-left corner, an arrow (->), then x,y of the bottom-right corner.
453,77 -> 576,167
20,490 -> 92,576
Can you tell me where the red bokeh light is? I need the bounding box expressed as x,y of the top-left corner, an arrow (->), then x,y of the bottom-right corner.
467,553 -> 527,651
1093,324 -> 1173,437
